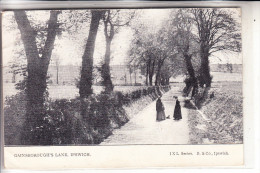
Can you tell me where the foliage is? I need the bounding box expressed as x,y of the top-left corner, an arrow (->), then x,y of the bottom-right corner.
129,22 -> 181,86
59,10 -> 91,36
4,92 -> 27,145
191,8 -> 241,87
191,8 -> 242,55
4,85 -> 171,145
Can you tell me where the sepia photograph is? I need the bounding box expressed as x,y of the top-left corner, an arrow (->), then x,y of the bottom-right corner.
2,8 -> 242,147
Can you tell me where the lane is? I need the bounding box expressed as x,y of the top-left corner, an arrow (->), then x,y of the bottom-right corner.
101,87 -> 189,145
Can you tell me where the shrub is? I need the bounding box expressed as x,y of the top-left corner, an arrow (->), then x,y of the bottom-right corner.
4,85 -> 171,145
4,91 -> 27,145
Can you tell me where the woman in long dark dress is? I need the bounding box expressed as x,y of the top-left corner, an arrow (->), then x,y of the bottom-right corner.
156,97 -> 166,121
173,96 -> 182,120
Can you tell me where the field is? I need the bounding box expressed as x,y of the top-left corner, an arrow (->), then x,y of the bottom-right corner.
3,72 -> 242,100
188,81 -> 243,144
3,83 -> 150,100
171,72 -> 242,83
211,72 -> 242,82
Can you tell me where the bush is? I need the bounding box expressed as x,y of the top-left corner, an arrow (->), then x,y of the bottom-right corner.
4,85 -> 171,145
4,92 -> 27,145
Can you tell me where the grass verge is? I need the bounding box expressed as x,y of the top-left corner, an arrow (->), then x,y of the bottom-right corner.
187,82 -> 243,144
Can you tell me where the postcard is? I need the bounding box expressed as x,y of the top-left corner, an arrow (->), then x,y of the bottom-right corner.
2,7 -> 244,169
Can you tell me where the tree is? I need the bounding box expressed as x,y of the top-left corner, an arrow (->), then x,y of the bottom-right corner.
129,23 -> 180,86
79,10 -> 104,98
101,10 -> 135,92
129,31 -> 157,86
153,28 -> 178,86
78,10 -> 104,125
154,48 -> 168,86
168,9 -> 199,96
191,8 -> 241,87
160,59 -> 172,85
14,10 -> 61,144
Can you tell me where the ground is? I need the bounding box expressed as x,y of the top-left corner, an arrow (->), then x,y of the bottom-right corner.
3,72 -> 242,100
3,72 -> 243,145
187,81 -> 243,144
101,86 -> 190,145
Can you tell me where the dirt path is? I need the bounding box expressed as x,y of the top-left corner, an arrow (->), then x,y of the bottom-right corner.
101,86 -> 190,145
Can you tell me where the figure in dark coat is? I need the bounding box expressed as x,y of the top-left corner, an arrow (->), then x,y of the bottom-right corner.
173,96 -> 182,120
156,98 -> 166,121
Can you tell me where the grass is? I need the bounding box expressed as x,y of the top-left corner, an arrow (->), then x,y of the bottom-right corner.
187,81 -> 243,144
211,81 -> 242,94
3,83 -> 152,100
3,71 -> 241,99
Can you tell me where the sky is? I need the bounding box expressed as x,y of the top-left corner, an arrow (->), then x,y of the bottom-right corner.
2,8 -> 242,67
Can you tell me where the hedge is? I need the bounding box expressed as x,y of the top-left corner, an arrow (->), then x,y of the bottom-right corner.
4,85 -> 171,145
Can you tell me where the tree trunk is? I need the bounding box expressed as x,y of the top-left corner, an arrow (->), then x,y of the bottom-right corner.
166,77 -> 170,85
197,10 -> 212,88
149,74 -> 153,86
184,54 -> 196,82
14,10 -> 60,145
198,47 -> 211,87
101,10 -> 115,93
155,60 -> 163,86
155,69 -> 161,86
184,54 -> 198,96
80,10 -> 103,98
149,59 -> 155,86
145,64 -> 149,86
129,73 -> 132,85
101,38 -> 114,93
25,67 -> 49,144
146,58 -> 150,86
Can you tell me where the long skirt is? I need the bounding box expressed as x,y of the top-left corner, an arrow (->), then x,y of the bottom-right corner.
156,110 -> 166,121
173,106 -> 182,120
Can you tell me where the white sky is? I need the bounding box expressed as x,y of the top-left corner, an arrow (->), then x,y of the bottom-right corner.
2,9 -> 242,67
